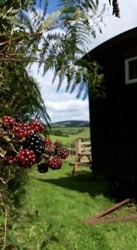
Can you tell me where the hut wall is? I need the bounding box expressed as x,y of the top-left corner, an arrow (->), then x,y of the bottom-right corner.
89,42 -> 137,182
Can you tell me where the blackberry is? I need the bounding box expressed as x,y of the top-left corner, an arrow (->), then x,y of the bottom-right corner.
17,149 -> 36,168
47,156 -> 62,170
56,148 -> 69,159
37,162 -> 48,173
13,123 -> 32,138
4,150 -> 17,165
29,120 -> 44,133
44,138 -> 52,147
2,115 -> 16,129
23,133 -> 45,158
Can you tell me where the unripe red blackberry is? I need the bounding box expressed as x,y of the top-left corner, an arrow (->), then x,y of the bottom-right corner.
2,115 -> 16,129
56,148 -> 69,159
29,120 -> 44,133
4,150 -> 17,165
47,156 -> 62,170
17,149 -> 36,168
44,138 -> 52,147
13,123 -> 32,138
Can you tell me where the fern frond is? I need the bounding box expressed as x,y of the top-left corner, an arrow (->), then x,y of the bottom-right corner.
41,9 -> 62,30
107,0 -> 120,17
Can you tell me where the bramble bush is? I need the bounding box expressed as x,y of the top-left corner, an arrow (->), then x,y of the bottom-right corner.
0,115 -> 69,249
0,115 -> 69,172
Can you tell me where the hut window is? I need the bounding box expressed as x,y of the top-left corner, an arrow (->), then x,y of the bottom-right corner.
125,56 -> 137,84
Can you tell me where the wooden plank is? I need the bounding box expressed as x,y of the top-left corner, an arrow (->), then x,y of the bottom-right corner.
69,139 -> 92,175
69,162 -> 92,167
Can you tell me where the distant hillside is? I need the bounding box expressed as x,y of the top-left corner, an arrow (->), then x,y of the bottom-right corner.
51,120 -> 90,127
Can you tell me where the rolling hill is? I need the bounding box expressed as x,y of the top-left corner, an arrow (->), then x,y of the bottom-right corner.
51,120 -> 90,127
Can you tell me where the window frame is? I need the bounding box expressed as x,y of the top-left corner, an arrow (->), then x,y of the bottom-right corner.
125,56 -> 137,84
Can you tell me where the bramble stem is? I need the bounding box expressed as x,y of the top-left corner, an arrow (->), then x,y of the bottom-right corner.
2,204 -> 8,250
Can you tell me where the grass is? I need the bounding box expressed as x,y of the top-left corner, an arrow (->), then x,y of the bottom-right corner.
11,162 -> 137,250
50,126 -> 91,144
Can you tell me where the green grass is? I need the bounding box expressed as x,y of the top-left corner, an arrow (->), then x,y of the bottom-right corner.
51,126 -> 89,136
11,163 -> 137,250
50,126 -> 90,144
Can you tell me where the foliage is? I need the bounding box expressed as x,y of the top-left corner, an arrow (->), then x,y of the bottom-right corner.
0,164 -> 30,249
0,0 -> 120,102
0,114 -> 69,249
109,0 -> 120,17
0,64 -> 50,124
37,0 -> 119,99
0,0 -> 51,124
0,1 -> 121,246
37,0 -> 106,99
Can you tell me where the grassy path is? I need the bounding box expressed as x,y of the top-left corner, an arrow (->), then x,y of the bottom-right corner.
14,163 -> 137,250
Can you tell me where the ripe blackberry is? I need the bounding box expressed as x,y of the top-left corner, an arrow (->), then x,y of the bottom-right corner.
47,156 -> 62,170
23,133 -> 45,158
37,162 -> 49,173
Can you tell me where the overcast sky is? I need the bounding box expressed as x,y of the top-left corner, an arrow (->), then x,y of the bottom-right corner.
29,0 -> 137,123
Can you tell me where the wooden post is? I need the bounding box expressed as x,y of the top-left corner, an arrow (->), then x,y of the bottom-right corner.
75,139 -> 81,155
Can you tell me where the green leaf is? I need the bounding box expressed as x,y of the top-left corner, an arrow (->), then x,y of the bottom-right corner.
0,0 -> 3,6
6,232 -> 19,246
41,9 -> 62,30
0,215 -> 5,224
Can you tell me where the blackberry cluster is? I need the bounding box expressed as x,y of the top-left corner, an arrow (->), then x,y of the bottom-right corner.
0,115 -> 69,172
23,133 -> 45,159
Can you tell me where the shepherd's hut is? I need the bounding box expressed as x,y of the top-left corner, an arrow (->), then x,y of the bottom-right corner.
86,27 -> 137,195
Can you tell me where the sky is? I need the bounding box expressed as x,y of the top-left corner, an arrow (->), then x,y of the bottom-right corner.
29,0 -> 137,123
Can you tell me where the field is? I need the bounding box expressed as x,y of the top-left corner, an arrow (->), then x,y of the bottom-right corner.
2,125 -> 137,249
10,164 -> 137,250
50,125 -> 91,144
50,125 -> 91,162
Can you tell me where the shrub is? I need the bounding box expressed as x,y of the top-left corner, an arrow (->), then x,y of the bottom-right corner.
0,115 -> 69,248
